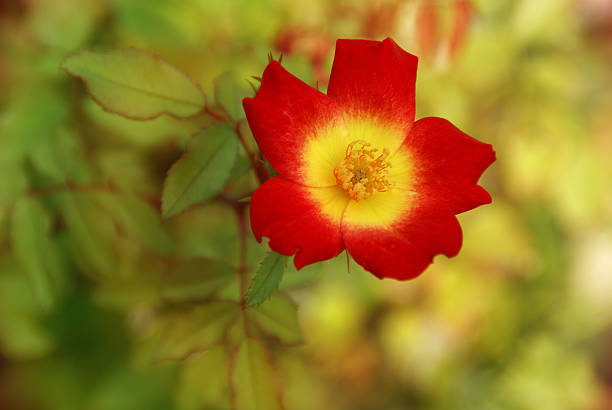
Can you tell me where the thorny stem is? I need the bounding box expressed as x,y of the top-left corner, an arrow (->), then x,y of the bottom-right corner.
204,102 -> 271,184
204,106 -> 226,122
234,121 -> 271,185
206,102 -> 270,185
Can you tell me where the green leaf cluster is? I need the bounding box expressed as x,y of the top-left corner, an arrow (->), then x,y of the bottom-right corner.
56,45 -> 297,410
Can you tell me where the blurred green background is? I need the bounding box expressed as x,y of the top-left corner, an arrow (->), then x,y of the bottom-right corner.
1,0 -> 612,409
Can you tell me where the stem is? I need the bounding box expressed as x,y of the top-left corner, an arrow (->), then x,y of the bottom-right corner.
204,106 -> 226,122
206,104 -> 270,186
234,122 -> 271,185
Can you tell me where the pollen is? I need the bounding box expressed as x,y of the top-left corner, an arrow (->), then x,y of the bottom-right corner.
333,140 -> 393,201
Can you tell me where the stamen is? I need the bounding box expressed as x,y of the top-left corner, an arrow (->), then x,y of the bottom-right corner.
334,140 -> 393,201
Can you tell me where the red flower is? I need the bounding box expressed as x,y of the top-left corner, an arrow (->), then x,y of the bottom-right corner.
243,38 -> 495,280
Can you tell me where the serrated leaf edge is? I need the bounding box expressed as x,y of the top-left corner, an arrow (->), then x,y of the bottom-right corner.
245,251 -> 288,308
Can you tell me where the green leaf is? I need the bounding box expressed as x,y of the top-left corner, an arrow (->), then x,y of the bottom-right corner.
214,72 -> 249,121
10,198 -> 61,310
250,293 -> 303,345
29,128 -> 81,183
246,252 -> 288,307
0,258 -> 55,359
97,193 -> 174,254
162,123 -> 238,218
61,193 -> 117,279
153,301 -> 239,361
169,202 -> 239,263
229,155 -> 252,182
0,165 -> 27,242
0,87 -> 69,163
231,338 -> 282,410
159,258 -> 235,302
0,164 -> 27,205
94,274 -> 162,310
61,48 -> 205,120
176,346 -> 232,409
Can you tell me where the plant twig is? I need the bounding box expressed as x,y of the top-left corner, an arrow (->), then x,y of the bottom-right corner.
234,122 -> 271,185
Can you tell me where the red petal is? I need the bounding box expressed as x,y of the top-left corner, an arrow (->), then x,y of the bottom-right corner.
327,38 -> 418,151
243,61 -> 348,186
403,117 -> 496,214
342,193 -> 462,280
250,177 -> 347,269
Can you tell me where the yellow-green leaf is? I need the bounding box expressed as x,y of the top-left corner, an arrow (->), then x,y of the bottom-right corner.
61,49 -> 205,119
29,128 -> 81,183
153,301 -> 239,361
231,339 -> 283,410
97,193 -> 173,254
176,346 -> 232,410
61,193 -> 117,279
0,164 -> 27,206
0,258 -> 55,358
250,293 -> 303,345
0,165 -> 27,242
10,198 -> 61,310
160,258 -> 235,302
162,123 -> 238,218
229,155 -> 252,182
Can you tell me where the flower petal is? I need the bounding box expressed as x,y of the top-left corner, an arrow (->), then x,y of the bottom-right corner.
327,38 -> 418,153
243,62 -> 350,187
342,191 -> 462,280
250,177 -> 348,269
400,117 -> 496,214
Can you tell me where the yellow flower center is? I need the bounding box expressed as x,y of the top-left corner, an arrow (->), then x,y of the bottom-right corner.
333,140 -> 393,201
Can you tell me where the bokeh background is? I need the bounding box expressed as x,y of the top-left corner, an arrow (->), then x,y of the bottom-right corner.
1,0 -> 612,409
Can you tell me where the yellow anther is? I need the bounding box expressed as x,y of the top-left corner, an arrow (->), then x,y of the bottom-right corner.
333,140 -> 392,201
